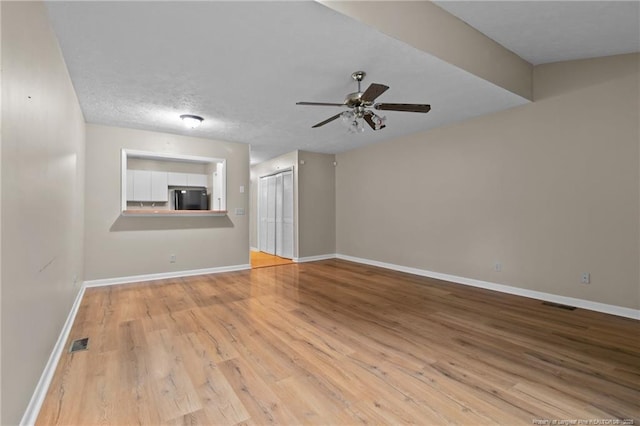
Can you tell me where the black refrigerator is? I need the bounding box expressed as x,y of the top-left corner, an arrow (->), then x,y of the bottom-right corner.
174,189 -> 208,210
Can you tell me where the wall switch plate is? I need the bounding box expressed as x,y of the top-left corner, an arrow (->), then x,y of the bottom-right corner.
494,262 -> 502,272
169,254 -> 176,263
240,185 -> 245,193
581,272 -> 590,284
235,208 -> 245,215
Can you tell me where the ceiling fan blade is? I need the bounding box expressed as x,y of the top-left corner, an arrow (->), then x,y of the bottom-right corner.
361,83 -> 389,103
297,102 -> 346,107
311,112 -> 343,128
374,103 -> 431,113
363,111 -> 386,130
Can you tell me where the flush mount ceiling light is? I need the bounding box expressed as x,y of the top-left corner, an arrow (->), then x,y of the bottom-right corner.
180,114 -> 204,129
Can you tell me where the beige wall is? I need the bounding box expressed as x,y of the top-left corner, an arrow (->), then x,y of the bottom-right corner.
298,151 -> 336,258
250,151 -> 299,256
84,124 -> 249,280
1,2 -> 86,424
336,53 -> 639,310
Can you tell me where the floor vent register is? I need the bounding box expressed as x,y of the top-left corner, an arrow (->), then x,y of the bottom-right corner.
542,301 -> 577,311
69,337 -> 89,353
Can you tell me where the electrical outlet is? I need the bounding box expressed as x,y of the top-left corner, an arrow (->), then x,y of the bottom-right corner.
170,254 -> 176,263
494,262 -> 502,272
581,272 -> 590,284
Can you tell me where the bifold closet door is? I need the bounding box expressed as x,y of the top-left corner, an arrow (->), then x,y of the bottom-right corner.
259,171 -> 294,259
258,176 -> 269,253
278,171 -> 294,259
275,173 -> 284,257
265,175 -> 277,255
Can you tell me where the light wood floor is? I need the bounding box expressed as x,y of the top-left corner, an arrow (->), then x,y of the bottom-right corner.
250,251 -> 294,269
37,260 -> 640,425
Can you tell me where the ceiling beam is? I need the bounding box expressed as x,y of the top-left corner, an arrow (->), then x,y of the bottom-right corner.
318,1 -> 533,101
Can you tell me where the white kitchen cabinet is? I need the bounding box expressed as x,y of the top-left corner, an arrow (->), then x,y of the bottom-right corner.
132,170 -> 152,201
121,149 -> 227,216
187,173 -> 207,187
167,172 -> 207,188
128,170 -> 168,202
167,172 -> 187,186
150,171 -> 168,202
127,171 -> 134,199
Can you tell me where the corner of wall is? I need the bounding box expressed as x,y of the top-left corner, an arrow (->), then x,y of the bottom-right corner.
297,151 -> 336,258
1,2 -> 87,423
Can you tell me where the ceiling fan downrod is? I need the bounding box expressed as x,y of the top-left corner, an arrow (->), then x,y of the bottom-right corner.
352,71 -> 365,93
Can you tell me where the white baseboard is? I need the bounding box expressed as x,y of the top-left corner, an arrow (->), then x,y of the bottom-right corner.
21,254 -> 637,425
84,264 -> 251,288
336,254 -> 639,320
250,246 -> 259,252
21,263 -> 251,424
20,285 -> 87,426
294,253 -> 337,263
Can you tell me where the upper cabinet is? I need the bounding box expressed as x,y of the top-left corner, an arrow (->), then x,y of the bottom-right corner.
167,172 -> 208,188
121,149 -> 227,216
127,170 -> 169,202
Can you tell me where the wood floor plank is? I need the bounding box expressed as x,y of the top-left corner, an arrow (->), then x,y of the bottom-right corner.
37,259 -> 640,425
146,331 -> 203,422
173,333 -> 250,425
165,408 -> 212,426
206,303 -> 302,383
217,357 -> 301,425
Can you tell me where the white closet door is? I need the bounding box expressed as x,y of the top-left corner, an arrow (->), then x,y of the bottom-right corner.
275,174 -> 284,257
265,175 -> 277,255
280,171 -> 294,259
258,170 -> 294,259
258,177 -> 269,252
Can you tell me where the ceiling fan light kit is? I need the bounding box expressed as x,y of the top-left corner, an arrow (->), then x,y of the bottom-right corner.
296,71 -> 431,132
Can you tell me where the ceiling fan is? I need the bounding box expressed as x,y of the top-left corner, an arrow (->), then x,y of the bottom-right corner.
296,71 -> 431,132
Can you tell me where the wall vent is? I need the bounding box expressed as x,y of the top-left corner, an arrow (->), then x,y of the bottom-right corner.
542,301 -> 576,311
69,337 -> 89,353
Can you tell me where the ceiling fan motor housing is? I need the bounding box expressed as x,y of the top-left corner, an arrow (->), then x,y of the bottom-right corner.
345,92 -> 372,109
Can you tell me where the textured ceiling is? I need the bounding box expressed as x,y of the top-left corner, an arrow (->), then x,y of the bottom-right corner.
436,1 -> 640,65
47,1 -> 639,164
45,1 -> 529,164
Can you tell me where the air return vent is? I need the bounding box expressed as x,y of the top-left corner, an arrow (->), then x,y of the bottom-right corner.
69,337 -> 89,353
542,301 -> 576,311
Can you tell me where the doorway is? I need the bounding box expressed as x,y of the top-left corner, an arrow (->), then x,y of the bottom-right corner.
250,251 -> 293,269
254,169 -> 294,268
